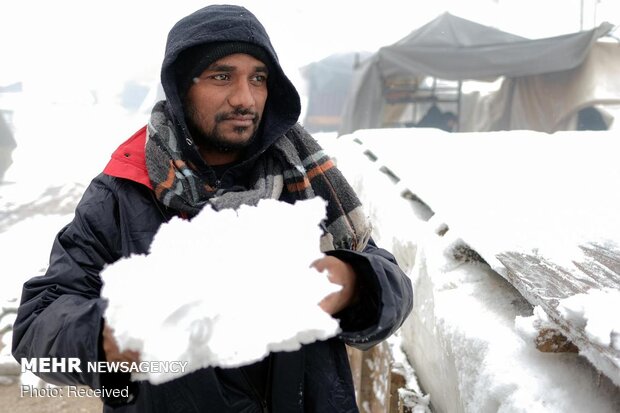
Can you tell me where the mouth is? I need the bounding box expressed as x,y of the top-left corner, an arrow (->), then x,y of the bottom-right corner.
220,114 -> 256,128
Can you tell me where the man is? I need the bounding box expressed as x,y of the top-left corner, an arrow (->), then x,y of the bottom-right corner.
13,5 -> 412,412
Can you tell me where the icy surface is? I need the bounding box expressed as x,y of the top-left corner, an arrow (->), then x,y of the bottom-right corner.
101,197 -> 341,384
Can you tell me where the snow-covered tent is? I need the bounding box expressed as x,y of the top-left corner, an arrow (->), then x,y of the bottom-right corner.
339,13 -> 616,134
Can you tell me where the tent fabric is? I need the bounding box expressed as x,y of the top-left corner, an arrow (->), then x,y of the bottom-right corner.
301,52 -> 371,132
459,41 -> 620,133
339,13 -> 614,135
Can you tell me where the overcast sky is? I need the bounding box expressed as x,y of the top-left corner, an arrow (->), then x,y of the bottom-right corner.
0,0 -> 617,98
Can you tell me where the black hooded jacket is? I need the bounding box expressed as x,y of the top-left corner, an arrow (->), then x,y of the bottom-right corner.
12,5 -> 413,412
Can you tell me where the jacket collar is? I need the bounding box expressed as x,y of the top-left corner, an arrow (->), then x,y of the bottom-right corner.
103,125 -> 152,189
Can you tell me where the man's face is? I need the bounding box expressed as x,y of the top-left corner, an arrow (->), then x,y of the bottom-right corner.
185,53 -> 269,154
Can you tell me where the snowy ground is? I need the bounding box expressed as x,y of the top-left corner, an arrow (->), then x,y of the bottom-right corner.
0,97 -> 145,393
0,95 -> 145,304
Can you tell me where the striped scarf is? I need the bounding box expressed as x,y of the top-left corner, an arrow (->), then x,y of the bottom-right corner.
145,101 -> 371,252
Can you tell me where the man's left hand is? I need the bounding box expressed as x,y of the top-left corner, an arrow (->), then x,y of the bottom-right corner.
312,256 -> 359,315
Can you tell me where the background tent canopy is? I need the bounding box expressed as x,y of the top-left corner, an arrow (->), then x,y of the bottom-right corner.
339,13 -> 614,135
378,12 -> 613,80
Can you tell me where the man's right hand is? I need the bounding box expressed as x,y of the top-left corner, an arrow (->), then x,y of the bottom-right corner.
102,323 -> 141,363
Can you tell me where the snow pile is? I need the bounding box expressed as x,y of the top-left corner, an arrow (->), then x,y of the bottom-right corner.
389,335 -> 432,412
323,130 -> 620,413
101,197 -> 341,384
402,232 -> 620,413
343,128 -> 620,275
514,305 -> 559,343
558,288 -> 620,350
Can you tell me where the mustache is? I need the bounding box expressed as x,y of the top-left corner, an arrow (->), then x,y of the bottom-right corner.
215,108 -> 259,122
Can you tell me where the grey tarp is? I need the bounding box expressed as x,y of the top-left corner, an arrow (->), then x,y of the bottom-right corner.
339,12 -> 614,135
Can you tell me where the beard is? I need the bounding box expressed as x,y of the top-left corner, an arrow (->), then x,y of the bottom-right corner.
185,104 -> 261,153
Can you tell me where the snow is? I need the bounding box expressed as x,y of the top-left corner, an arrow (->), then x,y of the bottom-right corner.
5,99 -> 142,185
101,197 -> 341,384
0,214 -> 73,301
401,233 -> 619,412
339,128 -> 620,276
0,1 -> 618,407
1,107 -> 619,409
319,129 -> 620,412
558,288 -> 620,349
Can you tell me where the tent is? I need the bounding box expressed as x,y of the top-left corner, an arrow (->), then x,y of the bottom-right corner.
339,13 -> 615,135
301,52 -> 370,133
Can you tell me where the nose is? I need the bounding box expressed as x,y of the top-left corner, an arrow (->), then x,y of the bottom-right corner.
227,79 -> 255,109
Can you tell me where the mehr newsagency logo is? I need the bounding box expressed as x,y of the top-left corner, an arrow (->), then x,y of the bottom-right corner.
19,357 -> 188,398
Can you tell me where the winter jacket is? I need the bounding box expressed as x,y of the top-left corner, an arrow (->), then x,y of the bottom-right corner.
12,5 -> 413,412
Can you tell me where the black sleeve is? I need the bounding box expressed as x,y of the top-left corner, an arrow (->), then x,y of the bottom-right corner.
327,239 -> 413,350
11,177 -> 137,403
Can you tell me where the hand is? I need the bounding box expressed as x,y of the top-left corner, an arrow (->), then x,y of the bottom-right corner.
102,322 -> 141,364
312,256 -> 359,315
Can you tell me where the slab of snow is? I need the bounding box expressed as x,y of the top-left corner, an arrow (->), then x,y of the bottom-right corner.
344,128 -> 620,275
323,130 -> 620,412
402,231 -> 620,413
101,197 -> 341,384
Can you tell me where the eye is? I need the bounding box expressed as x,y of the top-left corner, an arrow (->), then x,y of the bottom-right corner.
250,74 -> 267,86
211,74 -> 230,81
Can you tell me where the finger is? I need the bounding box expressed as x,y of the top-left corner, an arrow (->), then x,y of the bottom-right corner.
107,349 -> 141,364
123,350 -> 141,363
320,290 -> 346,315
319,294 -> 337,314
102,339 -> 119,358
118,352 -> 141,364
102,324 -> 134,362
311,257 -> 328,272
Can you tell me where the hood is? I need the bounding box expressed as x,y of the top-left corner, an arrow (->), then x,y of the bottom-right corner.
160,4 -> 301,169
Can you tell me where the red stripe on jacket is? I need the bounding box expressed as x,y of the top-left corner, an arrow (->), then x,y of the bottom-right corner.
103,126 -> 153,189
